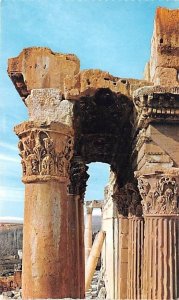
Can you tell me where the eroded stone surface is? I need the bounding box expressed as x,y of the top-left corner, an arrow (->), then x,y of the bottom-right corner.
146,7 -> 179,86
25,89 -> 74,126
8,47 -> 80,100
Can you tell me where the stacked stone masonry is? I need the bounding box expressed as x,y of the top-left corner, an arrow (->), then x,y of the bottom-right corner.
7,7 -> 179,300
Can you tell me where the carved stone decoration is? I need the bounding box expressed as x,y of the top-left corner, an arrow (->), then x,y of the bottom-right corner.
112,182 -> 142,217
137,173 -> 179,215
68,157 -> 89,199
15,121 -> 74,183
133,86 -> 179,129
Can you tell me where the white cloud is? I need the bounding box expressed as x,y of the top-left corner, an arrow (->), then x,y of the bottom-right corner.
0,216 -> 23,224
0,141 -> 17,151
0,154 -> 20,163
0,186 -> 24,202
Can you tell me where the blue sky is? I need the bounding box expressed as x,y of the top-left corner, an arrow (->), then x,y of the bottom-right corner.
0,0 -> 178,218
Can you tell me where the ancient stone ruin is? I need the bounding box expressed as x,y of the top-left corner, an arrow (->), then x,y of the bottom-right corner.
7,7 -> 179,300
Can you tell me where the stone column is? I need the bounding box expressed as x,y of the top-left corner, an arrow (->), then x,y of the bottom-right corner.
85,231 -> 106,291
78,199 -> 85,298
126,184 -> 144,300
127,216 -> 144,299
137,170 -> 179,300
15,121 -> 74,299
67,194 -> 80,297
84,206 -> 93,263
113,181 -> 144,299
68,158 -> 89,298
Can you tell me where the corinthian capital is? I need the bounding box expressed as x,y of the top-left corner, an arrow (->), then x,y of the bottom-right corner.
136,170 -> 179,216
14,121 -> 74,183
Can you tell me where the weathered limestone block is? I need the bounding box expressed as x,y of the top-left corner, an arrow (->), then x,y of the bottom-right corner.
8,47 -> 152,104
149,8 -> 179,85
153,67 -> 178,86
133,123 -> 179,173
8,47 -> 80,100
65,69 -> 129,99
25,88 -> 74,126
64,69 -> 152,99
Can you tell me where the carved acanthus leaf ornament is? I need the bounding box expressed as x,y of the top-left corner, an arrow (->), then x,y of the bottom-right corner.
112,182 -> 142,217
68,159 -> 89,199
17,129 -> 73,182
138,175 -> 179,215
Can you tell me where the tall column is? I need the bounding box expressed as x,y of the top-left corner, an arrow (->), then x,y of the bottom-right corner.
68,158 -> 89,298
127,216 -> 144,299
113,181 -> 144,299
78,199 -> 85,298
137,170 -> 179,300
84,206 -> 93,263
67,194 -> 80,297
126,184 -> 144,300
15,121 -> 74,299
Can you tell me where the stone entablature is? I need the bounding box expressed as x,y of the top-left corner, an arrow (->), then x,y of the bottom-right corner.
8,48 -> 152,103
15,121 -> 74,183
133,86 -> 179,129
7,47 -> 80,100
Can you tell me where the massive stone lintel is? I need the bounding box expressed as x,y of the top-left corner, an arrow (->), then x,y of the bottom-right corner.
8,47 -> 80,101
7,47 -> 152,103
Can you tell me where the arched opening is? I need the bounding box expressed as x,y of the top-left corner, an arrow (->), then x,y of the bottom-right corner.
85,162 -> 110,200
71,88 -> 134,298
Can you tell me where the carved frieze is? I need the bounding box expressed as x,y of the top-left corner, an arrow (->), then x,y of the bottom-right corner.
137,174 -> 179,215
112,182 -> 142,217
15,122 -> 74,183
133,86 -> 179,129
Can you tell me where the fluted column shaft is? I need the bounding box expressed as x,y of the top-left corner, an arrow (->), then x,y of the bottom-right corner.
127,217 -> 144,299
137,171 -> 179,300
142,215 -> 178,299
